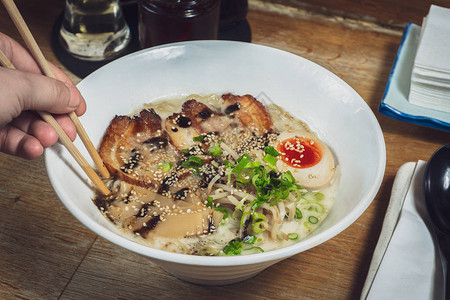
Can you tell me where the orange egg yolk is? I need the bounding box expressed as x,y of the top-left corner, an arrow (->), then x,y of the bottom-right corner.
276,137 -> 323,169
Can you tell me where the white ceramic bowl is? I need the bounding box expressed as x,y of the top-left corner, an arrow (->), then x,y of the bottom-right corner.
45,41 -> 386,285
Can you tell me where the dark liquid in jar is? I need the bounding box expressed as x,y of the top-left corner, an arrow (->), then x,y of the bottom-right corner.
138,0 -> 221,48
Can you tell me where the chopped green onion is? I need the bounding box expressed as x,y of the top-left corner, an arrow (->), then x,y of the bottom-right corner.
202,149 -> 312,219
252,221 -> 268,234
225,169 -> 233,185
223,239 -> 243,255
291,189 -> 306,202
234,181 -> 247,190
157,162 -> 173,172
295,207 -> 303,219
281,171 -> 295,184
263,154 -> 278,169
208,144 -> 222,157
232,153 -> 251,174
237,153 -> 250,163
206,196 -> 229,219
179,156 -> 203,169
304,202 -> 325,213
206,196 -> 214,208
214,207 -> 229,219
245,161 -> 261,169
314,192 -> 325,201
235,195 -> 249,212
302,192 -> 320,202
243,235 -> 257,244
236,170 -> 253,184
193,135 -> 205,142
224,160 -> 234,169
308,216 -> 319,224
264,146 -> 280,157
258,186 -> 271,199
240,211 -> 251,227
252,212 -> 266,222
287,233 -> 299,240
243,246 -> 264,253
251,167 -> 268,188
250,198 -> 268,210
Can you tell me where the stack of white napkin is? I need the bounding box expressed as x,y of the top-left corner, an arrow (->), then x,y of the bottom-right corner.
361,161 -> 444,300
409,5 -> 450,113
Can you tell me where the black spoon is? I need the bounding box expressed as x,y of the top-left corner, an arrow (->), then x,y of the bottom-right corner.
423,143 -> 450,299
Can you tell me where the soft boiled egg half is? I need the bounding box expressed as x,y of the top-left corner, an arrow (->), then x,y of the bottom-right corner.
271,131 -> 336,190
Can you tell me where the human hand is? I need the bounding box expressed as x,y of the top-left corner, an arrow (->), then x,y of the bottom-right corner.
0,32 -> 86,159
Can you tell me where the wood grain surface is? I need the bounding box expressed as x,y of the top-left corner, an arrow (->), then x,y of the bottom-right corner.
0,0 -> 449,299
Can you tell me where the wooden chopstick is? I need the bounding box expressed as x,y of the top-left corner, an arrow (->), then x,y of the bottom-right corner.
0,50 -> 111,195
0,48 -> 14,68
1,0 -> 110,179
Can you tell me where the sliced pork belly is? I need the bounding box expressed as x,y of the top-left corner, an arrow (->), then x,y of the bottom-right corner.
221,93 -> 273,135
99,109 -> 181,190
164,112 -> 201,150
153,209 -> 223,238
104,185 -> 223,239
164,96 -> 276,162
181,99 -> 234,134
184,95 -> 273,136
133,207 -> 223,239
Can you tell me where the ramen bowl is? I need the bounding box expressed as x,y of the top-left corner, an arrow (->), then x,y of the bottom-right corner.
45,41 -> 385,285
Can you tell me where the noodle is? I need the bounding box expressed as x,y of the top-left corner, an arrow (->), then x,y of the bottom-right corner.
286,202 -> 297,222
209,192 -> 229,200
226,195 -> 240,207
219,142 -> 239,161
207,174 -> 222,193
277,202 -> 287,221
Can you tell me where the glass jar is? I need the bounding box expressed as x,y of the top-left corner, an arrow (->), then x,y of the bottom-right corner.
138,0 -> 221,48
59,0 -> 131,61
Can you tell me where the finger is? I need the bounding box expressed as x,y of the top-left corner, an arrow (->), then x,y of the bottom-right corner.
50,65 -> 87,116
11,112 -> 77,148
0,124 -> 43,159
0,33 -> 86,117
10,111 -> 56,147
0,68 -> 82,127
52,114 -> 78,141
0,32 -> 42,74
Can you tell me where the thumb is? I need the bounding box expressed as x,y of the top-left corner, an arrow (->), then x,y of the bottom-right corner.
7,68 -> 82,114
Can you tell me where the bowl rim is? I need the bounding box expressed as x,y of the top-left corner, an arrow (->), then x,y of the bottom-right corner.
46,40 -> 386,266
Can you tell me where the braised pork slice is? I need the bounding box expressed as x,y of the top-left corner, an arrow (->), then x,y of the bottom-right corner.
103,185 -> 223,239
221,93 -> 273,135
181,99 -> 234,134
179,96 -> 276,155
164,112 -> 201,150
99,108 -> 181,190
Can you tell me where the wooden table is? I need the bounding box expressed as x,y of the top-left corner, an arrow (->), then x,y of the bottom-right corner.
1,0 -> 449,299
